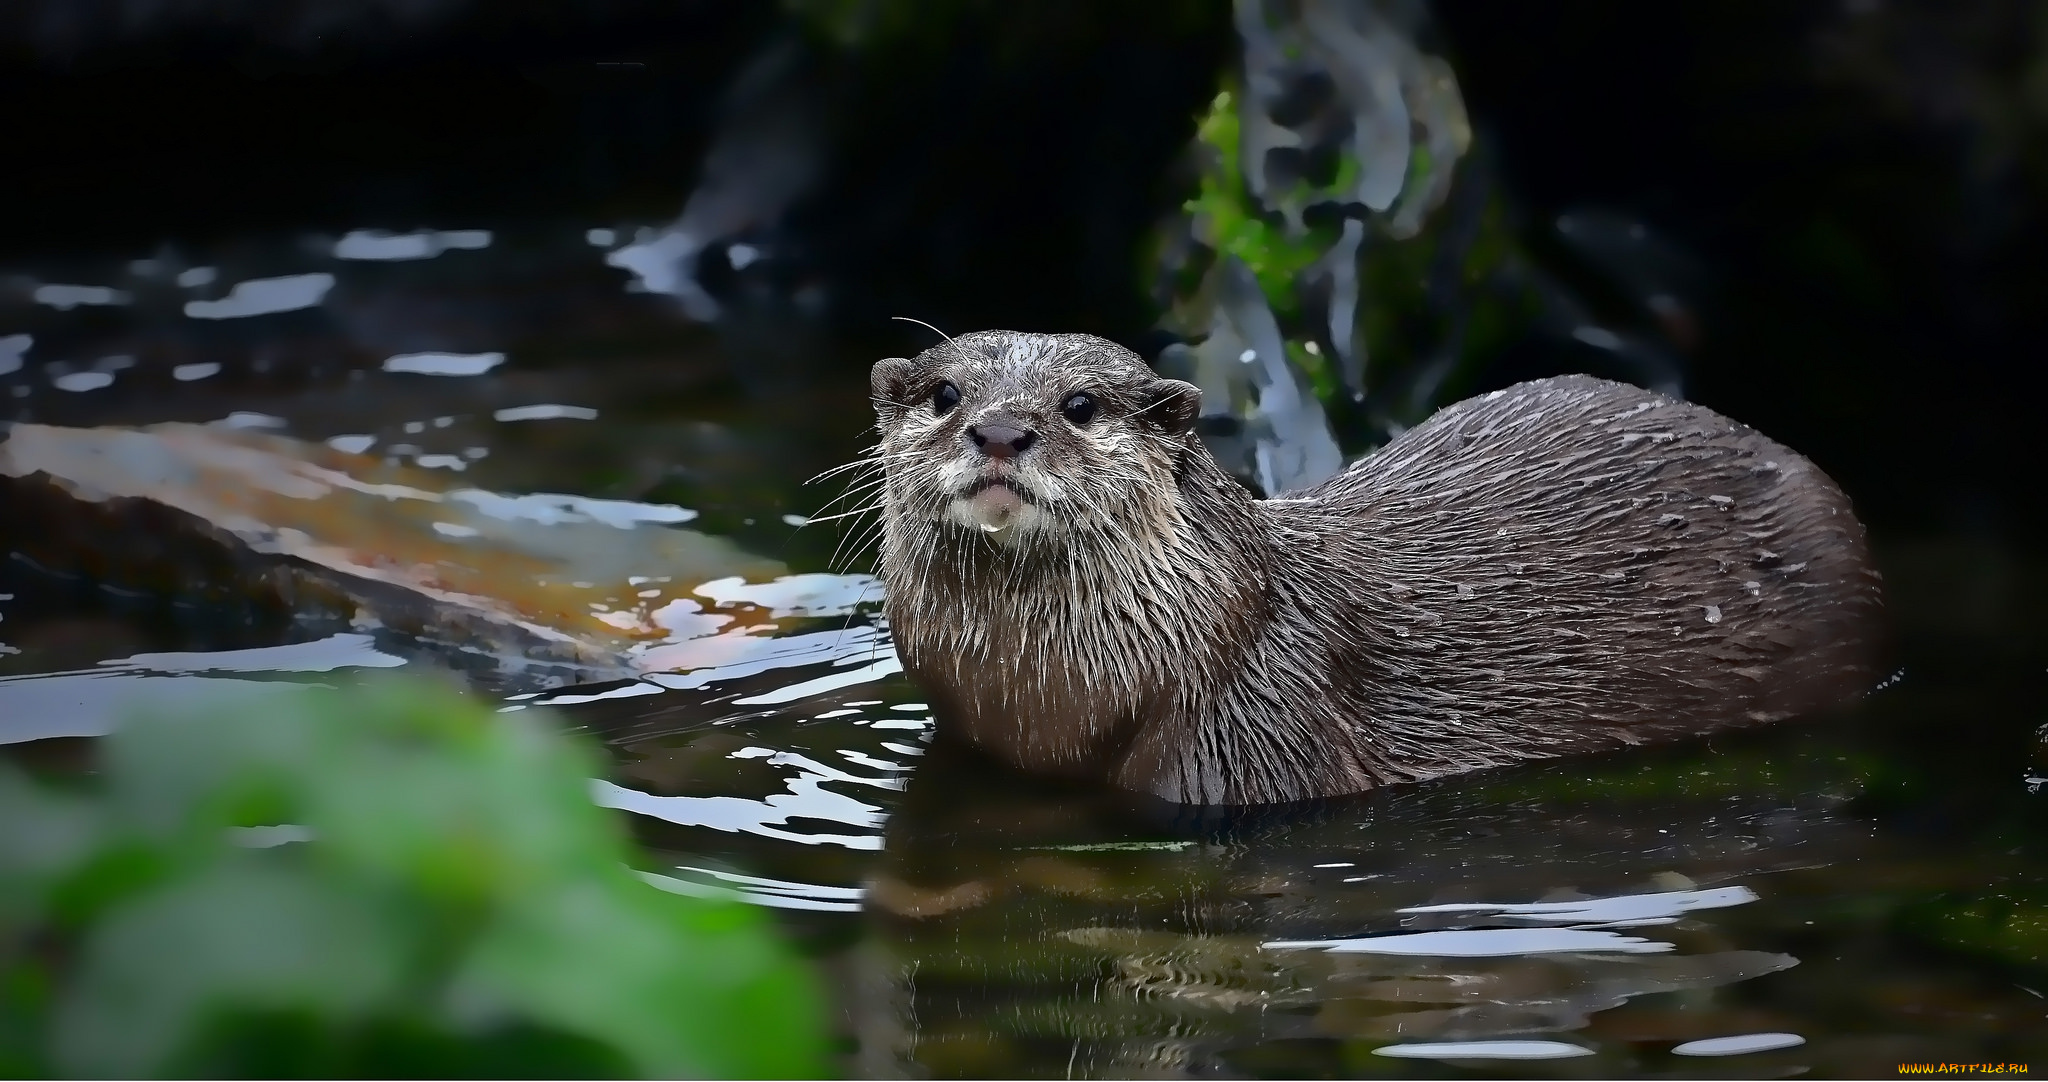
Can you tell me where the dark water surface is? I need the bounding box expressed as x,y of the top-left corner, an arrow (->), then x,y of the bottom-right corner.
3,223 -> 2046,1079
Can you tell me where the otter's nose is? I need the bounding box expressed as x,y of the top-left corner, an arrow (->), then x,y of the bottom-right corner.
969,422 -> 1036,459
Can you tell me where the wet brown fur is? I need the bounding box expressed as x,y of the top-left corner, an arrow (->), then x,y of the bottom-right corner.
861,331 -> 1883,805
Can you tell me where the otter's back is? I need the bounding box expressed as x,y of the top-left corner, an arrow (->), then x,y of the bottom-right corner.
1300,375 -> 1883,779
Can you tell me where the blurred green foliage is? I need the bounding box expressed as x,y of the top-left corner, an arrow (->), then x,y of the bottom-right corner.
0,680 -> 826,1079
1181,89 -> 1341,324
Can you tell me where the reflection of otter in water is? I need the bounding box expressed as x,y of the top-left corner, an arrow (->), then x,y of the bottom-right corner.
867,331 -> 1882,804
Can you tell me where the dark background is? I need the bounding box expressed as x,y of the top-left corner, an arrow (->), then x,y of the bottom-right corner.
4,0 -> 2042,544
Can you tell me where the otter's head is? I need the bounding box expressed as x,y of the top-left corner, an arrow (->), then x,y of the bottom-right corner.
869,331 -> 1202,550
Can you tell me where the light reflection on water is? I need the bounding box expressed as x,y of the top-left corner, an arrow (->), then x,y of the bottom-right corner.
643,866 -> 865,913
184,271 -> 335,319
1374,1040 -> 1594,1060
381,350 -> 506,376
595,747 -> 897,851
0,569 -> 916,857
1268,926 -> 1693,955
0,633 -> 406,743
334,229 -> 492,262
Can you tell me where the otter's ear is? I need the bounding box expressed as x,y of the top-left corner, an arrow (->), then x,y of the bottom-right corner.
1143,378 -> 1202,436
871,357 -> 913,424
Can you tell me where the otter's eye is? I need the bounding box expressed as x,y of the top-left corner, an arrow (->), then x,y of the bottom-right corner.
1061,392 -> 1098,425
931,382 -> 961,416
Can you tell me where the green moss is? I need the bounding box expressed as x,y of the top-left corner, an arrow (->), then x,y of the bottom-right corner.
1155,83 -> 1541,441
1181,90 -> 1335,319
1287,339 -> 1340,400
1457,735 -> 1882,806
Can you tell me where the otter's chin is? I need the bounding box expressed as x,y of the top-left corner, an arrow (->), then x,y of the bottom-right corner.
946,486 -> 1047,541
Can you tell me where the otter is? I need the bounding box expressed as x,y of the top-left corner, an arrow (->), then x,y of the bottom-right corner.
864,330 -> 1883,805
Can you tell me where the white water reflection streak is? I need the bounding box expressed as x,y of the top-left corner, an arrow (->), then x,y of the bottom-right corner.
334,229 -> 491,261
1374,1040 -> 1594,1060
593,748 -> 891,852
642,866 -> 864,913
0,633 -> 407,744
1268,885 -> 1766,956
184,273 -> 334,319
1399,885 -> 1758,927
1267,927 -> 1678,956
1672,1032 -> 1807,1056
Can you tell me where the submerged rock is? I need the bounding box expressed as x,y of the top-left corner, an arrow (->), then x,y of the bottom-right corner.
0,421 -> 785,687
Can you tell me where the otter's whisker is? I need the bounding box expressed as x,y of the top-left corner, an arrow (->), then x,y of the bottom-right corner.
890,315 -> 960,350
803,502 -> 886,525
804,462 -> 876,486
806,451 -> 915,486
832,575 -> 885,651
1064,484 -> 1117,532
805,476 -> 888,518
832,512 -> 890,575
1125,395 -> 1178,421
806,491 -> 884,526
